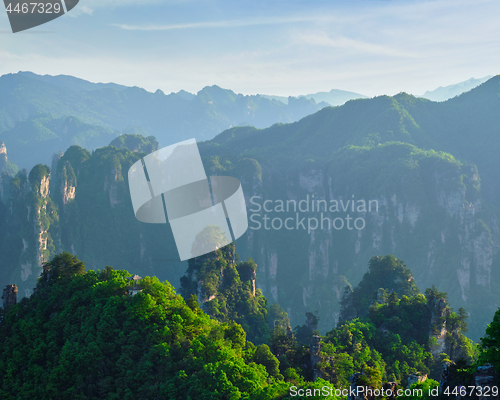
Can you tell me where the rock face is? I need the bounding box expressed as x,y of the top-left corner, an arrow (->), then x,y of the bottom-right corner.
0,165 -> 58,297
58,160 -> 76,208
407,373 -> 427,387
429,298 -> 448,357
439,362 -> 454,394
0,142 -> 7,171
441,363 -> 499,400
1,284 -> 18,313
347,373 -> 365,400
210,144 -> 498,340
0,142 -> 17,175
474,365 -> 498,400
310,335 -> 322,381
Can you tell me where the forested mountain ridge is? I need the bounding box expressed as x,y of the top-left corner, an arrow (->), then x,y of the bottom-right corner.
0,114 -> 119,172
0,253 -> 301,399
0,76 -> 498,343
200,75 -> 500,203
198,75 -> 500,340
0,72 -> 331,171
0,251 -> 481,399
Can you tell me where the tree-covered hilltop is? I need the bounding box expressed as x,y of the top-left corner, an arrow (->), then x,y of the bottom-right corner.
108,133 -> 159,154
339,255 -> 420,323
0,252 -> 339,400
267,255 -> 475,391
1,252 -> 496,400
181,242 -> 271,345
337,256 -> 475,372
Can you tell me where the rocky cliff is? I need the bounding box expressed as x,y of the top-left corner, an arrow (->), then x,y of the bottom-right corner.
0,145 -> 184,298
0,164 -> 58,296
203,142 -> 498,340
0,138 -> 496,341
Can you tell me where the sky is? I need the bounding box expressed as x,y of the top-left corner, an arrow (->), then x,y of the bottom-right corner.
0,0 -> 498,97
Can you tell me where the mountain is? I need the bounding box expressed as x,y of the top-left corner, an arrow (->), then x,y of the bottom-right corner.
419,76 -> 493,102
0,75 -> 499,344
180,242 -> 271,345
197,75 -> 500,340
260,88 -> 367,106
0,252 -> 299,399
0,72 -> 330,171
0,250 -> 478,398
301,89 -> 369,106
0,115 -> 119,170
15,71 -> 130,92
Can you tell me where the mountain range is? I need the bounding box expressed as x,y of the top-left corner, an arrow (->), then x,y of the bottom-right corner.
0,73 -> 498,343
419,76 -> 493,102
260,88 -> 367,106
197,75 -> 500,340
0,72 -> 491,173
0,72 -> 333,171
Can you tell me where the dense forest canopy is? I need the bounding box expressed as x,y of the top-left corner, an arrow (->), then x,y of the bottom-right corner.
1,251 -> 497,399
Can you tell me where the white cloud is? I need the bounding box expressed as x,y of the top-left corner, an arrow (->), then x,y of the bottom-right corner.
294,33 -> 419,58
113,15 -> 325,31
68,5 -> 93,17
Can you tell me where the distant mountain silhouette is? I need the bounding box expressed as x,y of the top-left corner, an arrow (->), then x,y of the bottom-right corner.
260,88 -> 367,106
0,72 -> 328,146
419,76 -> 493,102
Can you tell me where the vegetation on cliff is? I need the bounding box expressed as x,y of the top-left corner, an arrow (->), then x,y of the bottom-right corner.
0,252 -> 327,399
0,251 -> 497,400
267,255 -> 474,390
181,242 -> 272,345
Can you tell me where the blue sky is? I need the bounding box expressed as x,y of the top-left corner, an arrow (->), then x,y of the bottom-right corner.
0,0 -> 498,97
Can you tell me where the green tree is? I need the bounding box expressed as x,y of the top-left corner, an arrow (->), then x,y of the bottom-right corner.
479,307 -> 500,372
457,307 -> 469,332
254,344 -> 281,378
39,251 -> 86,283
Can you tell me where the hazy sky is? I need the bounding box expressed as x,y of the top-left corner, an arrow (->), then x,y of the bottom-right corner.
0,0 -> 498,97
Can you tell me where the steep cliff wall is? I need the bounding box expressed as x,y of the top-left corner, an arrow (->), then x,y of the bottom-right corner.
0,145 -> 184,298
0,165 -> 59,296
215,143 -> 498,340
0,140 -> 496,341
